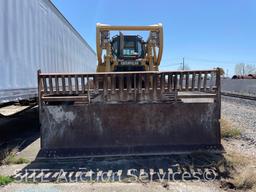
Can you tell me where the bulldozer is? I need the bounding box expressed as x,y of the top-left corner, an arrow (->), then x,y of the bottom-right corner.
96,23 -> 163,72
38,23 -> 222,158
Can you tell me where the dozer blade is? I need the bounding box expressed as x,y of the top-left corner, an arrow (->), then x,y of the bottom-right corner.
38,69 -> 223,158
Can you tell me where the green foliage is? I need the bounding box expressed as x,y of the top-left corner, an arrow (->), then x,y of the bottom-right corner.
2,153 -> 29,165
0,176 -> 13,186
220,119 -> 241,138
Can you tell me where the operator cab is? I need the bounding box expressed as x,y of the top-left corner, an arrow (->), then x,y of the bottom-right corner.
111,34 -> 145,71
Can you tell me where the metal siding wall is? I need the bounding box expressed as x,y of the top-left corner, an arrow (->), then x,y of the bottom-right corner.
222,79 -> 256,95
0,0 -> 96,90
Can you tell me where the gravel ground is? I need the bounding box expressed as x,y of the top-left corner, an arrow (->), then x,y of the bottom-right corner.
222,96 -> 256,142
222,138 -> 256,159
0,181 -> 224,192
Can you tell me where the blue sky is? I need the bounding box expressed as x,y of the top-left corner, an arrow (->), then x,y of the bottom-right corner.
52,0 -> 256,76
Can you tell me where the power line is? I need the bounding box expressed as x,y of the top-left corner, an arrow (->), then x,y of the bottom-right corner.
160,63 -> 182,68
185,57 -> 256,65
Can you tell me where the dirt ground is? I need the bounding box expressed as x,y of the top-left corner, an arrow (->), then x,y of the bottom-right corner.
0,138 -> 255,192
0,181 -> 224,192
0,140 -> 255,191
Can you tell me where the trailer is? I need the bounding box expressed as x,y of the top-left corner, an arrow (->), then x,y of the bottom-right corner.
0,0 -> 96,106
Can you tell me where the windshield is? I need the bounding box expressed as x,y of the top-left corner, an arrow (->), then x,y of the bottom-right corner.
123,40 -> 142,56
123,40 -> 136,56
111,36 -> 144,57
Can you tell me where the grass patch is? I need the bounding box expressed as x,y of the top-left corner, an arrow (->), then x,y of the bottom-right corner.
1,148 -> 29,165
233,168 -> 256,190
225,152 -> 249,168
220,119 -> 241,138
2,155 -> 29,165
0,175 -> 13,186
221,152 -> 256,191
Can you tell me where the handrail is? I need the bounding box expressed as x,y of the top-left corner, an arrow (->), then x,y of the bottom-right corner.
38,69 -> 220,104
39,69 -> 217,76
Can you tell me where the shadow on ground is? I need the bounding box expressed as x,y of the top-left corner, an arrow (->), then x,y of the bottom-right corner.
15,152 -> 227,182
1,107 -> 229,183
0,107 -> 40,162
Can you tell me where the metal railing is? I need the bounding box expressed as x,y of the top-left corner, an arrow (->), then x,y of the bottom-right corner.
38,69 -> 221,104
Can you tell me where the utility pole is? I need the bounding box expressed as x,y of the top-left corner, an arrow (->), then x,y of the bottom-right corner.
180,57 -> 185,70
182,57 -> 185,71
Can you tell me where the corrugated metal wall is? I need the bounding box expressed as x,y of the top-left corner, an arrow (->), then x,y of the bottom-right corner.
222,79 -> 256,95
0,0 -> 96,91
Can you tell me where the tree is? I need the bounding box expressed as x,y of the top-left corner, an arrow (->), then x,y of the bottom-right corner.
219,68 -> 225,76
235,63 -> 256,75
213,67 -> 225,76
